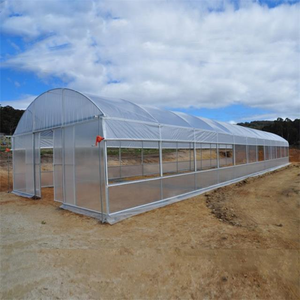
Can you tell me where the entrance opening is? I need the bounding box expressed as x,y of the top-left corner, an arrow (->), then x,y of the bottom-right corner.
40,130 -> 54,198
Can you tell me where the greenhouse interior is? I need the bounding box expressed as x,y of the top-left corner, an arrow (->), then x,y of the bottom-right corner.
12,88 -> 289,223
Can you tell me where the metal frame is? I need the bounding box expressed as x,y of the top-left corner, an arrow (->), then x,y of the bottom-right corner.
103,136 -> 110,215
72,126 -> 77,206
35,132 -> 41,198
98,118 -> 104,222
12,137 -> 15,191
32,133 -> 37,197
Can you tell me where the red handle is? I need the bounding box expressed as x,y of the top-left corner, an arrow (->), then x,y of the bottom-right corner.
95,136 -> 104,146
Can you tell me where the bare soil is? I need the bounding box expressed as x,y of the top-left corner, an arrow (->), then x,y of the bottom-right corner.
0,151 -> 299,299
289,147 -> 300,162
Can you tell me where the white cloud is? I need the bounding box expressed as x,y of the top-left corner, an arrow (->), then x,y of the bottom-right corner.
1,94 -> 36,110
1,0 -> 299,119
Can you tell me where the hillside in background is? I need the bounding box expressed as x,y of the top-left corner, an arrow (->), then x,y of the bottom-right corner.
236,120 -> 273,130
0,106 -> 25,135
238,118 -> 300,146
0,106 -> 299,146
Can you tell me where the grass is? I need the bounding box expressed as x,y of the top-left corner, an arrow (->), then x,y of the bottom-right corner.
41,149 -> 53,155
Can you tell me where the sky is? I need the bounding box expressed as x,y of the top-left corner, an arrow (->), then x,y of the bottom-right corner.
0,0 -> 299,124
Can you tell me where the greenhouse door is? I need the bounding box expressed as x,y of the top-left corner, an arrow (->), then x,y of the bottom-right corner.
33,133 -> 41,198
74,120 -> 103,213
53,121 -> 104,215
53,127 -> 74,204
12,133 -> 41,198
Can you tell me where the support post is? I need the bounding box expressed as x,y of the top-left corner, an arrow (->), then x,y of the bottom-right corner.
12,137 -> 15,191
246,138 -> 249,164
73,126 -> 76,206
7,149 -> 10,193
256,141 -> 258,162
142,141 -> 144,176
217,143 -> 220,169
204,144 -> 206,170
98,137 -> 104,222
159,124 -> 163,200
194,142 -> 197,190
33,133 -> 37,198
119,141 -> 121,179
189,142 -> 192,171
104,140 -> 110,214
233,144 -> 236,166
159,141 -> 163,177
62,90 -> 66,204
194,142 -> 197,172
176,142 -> 179,173
159,140 -> 163,200
62,128 -> 66,203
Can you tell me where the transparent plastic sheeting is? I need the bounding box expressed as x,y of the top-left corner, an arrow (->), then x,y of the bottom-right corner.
75,120 -> 103,212
14,118 -> 106,212
12,88 -> 289,224
53,120 -> 105,212
107,158 -> 289,223
40,130 -> 53,149
15,89 -> 101,135
14,88 -> 288,148
13,133 -> 41,197
34,133 -> 41,197
109,160 -> 252,212
53,129 -> 63,202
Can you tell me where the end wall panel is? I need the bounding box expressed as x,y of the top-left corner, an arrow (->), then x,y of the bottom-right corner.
13,134 -> 35,196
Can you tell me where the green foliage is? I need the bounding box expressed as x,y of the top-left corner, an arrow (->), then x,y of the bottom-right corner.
40,149 -> 53,155
0,106 -> 24,135
236,120 -> 273,130
238,118 -> 300,146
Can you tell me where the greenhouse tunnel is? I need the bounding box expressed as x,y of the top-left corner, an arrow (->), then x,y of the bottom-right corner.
12,88 -> 290,223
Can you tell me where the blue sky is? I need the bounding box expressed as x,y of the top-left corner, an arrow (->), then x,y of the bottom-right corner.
1,0 -> 299,123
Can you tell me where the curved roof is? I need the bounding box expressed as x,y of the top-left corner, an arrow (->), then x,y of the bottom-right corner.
14,88 -> 288,146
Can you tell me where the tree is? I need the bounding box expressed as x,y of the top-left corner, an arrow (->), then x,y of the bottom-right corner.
0,106 -> 25,135
238,118 -> 300,146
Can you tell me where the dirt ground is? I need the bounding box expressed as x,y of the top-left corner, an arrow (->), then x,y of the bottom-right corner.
0,150 -> 300,299
289,147 -> 300,162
